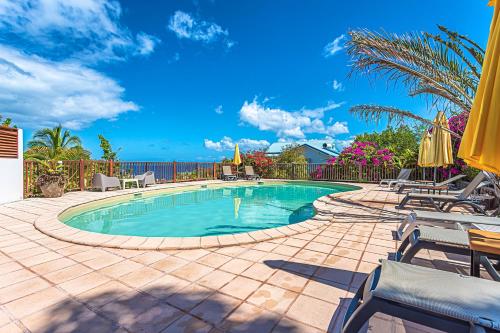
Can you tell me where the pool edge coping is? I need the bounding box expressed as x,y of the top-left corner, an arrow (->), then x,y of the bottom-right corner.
34,180 -> 363,250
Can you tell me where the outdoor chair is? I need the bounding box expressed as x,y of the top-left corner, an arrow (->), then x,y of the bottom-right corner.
396,171 -> 489,212
396,174 -> 466,194
244,165 -> 261,180
342,260 -> 500,333
379,168 -> 412,188
395,224 -> 500,281
221,165 -> 237,181
134,171 -> 155,188
91,173 -> 121,192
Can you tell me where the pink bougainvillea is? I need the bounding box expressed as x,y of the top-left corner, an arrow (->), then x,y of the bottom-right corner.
327,141 -> 394,167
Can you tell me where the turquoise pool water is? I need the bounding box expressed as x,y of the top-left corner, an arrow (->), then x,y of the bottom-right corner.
62,182 -> 356,237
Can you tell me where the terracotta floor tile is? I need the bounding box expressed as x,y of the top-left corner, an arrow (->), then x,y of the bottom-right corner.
272,244 -> 301,256
122,302 -> 182,333
44,263 -> 93,284
100,290 -> 159,325
237,249 -> 268,262
241,263 -> 276,282
131,251 -> 168,265
331,247 -> 364,260
0,261 -> 23,275
0,268 -> 36,289
4,287 -> 67,318
142,274 -> 191,301
82,252 -> 124,270
272,317 -> 323,333
286,294 -> 338,330
219,258 -> 253,275
77,281 -> 133,308
293,249 -> 328,264
30,257 -> 77,275
220,302 -> 280,333
220,276 -> 261,300
0,322 -> 24,333
302,279 -> 348,304
303,242 -> 334,254
171,262 -> 214,282
247,283 -> 298,314
281,238 -> 309,248
197,269 -> 236,290
175,249 -> 210,261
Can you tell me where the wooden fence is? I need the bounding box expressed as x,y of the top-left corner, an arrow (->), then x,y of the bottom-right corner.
23,160 -> 441,198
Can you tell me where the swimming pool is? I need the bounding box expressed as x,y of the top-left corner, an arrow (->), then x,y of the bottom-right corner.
61,182 -> 357,237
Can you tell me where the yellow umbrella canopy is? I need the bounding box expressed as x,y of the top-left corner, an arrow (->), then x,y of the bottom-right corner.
233,144 -> 242,165
233,197 -> 241,219
417,132 -> 433,167
458,0 -> 500,174
429,111 -> 454,167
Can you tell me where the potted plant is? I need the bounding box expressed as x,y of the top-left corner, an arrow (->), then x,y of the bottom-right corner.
36,161 -> 67,198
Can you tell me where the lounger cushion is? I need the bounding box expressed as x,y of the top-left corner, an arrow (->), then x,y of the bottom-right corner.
407,193 -> 457,200
418,226 -> 469,246
372,260 -> 500,330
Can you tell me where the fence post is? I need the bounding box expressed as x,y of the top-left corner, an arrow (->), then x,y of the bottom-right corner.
196,163 -> 200,180
109,160 -> 114,177
358,164 -> 363,182
213,162 -> 217,179
79,159 -> 85,191
291,163 -> 295,180
173,161 -> 177,183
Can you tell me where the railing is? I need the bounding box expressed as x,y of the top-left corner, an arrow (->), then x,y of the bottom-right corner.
24,160 -> 444,198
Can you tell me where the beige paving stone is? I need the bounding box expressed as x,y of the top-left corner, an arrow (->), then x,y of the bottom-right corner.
98,259 -> 144,278
220,276 -> 261,300
58,272 -> 111,295
77,281 -> 132,308
0,277 -> 51,304
241,262 -> 276,281
0,322 -> 24,333
220,302 -> 280,333
267,270 -> 309,293
165,283 -> 213,311
272,244 -> 301,256
219,258 -> 253,275
247,283 -> 298,314
190,292 -> 241,325
286,294 -> 338,330
150,256 -> 189,273
171,262 -> 214,282
162,314 -> 212,333
273,317 -> 323,333
303,241 -> 335,254
0,268 -> 37,289
197,269 -> 236,290
4,287 -> 67,318
119,266 -> 164,288
141,274 -> 191,300
122,302 -> 182,333
130,251 -> 168,265
198,252 -> 232,268
175,249 -> 210,261
294,249 -> 328,264
237,248 -> 268,262
302,279 -> 348,304
0,261 -> 23,275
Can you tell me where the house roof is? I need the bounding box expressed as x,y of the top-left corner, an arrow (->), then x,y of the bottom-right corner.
266,142 -> 339,156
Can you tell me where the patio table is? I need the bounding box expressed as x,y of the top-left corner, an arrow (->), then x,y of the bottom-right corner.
120,178 -> 139,189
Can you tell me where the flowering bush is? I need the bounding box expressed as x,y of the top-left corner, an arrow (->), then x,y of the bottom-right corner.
327,141 -> 394,167
241,151 -> 274,177
439,112 -> 472,178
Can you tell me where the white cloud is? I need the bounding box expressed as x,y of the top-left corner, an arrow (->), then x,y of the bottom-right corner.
204,136 -> 270,152
215,105 -> 223,114
168,11 -> 233,48
239,99 -> 348,139
0,0 -> 160,62
323,34 -> 345,57
0,46 -> 138,129
332,79 -> 344,91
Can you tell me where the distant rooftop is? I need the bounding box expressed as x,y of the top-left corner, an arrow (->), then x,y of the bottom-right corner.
266,142 -> 339,156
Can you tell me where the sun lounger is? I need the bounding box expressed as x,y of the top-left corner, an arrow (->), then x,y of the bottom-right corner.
134,171 -> 155,188
396,171 -> 488,212
396,174 -> 466,193
397,209 -> 500,241
91,173 -> 121,192
244,166 -> 261,180
342,260 -> 500,333
221,166 -> 237,181
379,168 -> 412,188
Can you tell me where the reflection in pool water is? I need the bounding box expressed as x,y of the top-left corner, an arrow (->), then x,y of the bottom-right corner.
62,183 -> 355,237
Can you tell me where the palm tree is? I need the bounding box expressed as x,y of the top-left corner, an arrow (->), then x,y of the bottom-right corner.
26,125 -> 89,160
346,26 -> 484,128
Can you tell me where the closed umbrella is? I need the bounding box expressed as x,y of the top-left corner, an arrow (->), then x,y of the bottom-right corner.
429,111 -> 454,183
417,131 -> 432,180
458,0 -> 500,175
233,144 -> 242,178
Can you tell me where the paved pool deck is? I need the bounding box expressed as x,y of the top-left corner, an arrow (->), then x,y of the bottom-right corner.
0,181 -> 471,333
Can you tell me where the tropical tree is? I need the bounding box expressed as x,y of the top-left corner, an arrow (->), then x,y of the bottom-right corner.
25,125 -> 90,161
0,114 -> 14,127
346,26 -> 484,128
275,144 -> 307,164
98,134 -> 120,161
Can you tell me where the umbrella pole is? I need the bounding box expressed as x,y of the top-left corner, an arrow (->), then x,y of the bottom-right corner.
433,167 -> 437,185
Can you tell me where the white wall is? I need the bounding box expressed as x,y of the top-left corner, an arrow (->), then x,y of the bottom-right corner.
0,129 -> 23,204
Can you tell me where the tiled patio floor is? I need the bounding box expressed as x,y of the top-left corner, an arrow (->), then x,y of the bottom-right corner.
0,181 -> 471,333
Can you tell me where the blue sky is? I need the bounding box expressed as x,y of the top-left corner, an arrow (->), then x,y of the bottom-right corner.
0,0 -> 493,161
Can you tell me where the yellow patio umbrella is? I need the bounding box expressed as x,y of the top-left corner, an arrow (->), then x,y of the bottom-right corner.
418,132 -> 433,167
429,111 -> 454,168
458,0 -> 500,174
233,197 -> 241,219
233,143 -> 242,177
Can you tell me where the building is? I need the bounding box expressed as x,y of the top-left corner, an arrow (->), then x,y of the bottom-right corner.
266,142 -> 338,163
